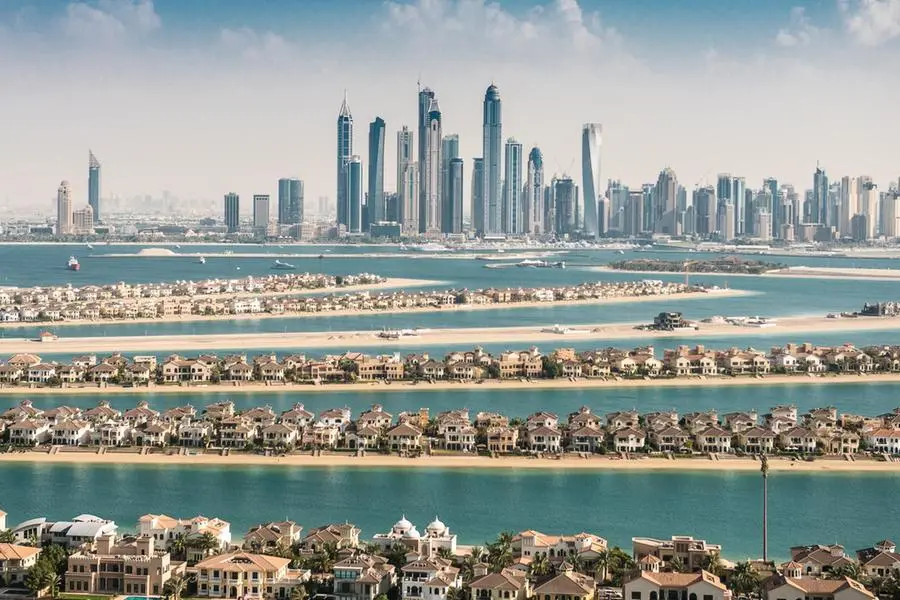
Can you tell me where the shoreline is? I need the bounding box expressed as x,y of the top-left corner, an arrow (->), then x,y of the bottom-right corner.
593,265 -> 900,282
3,372 -> 900,397
0,288 -> 749,338
0,451 -> 895,472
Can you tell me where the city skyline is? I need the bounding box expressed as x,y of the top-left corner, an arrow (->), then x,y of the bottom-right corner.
2,0 -> 899,210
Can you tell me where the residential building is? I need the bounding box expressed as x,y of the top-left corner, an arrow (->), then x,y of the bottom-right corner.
420,96 -> 443,234
337,92 -> 353,231
333,553 -> 396,600
243,522 -> 303,552
0,543 -> 41,585
88,150 -> 101,222
400,556 -> 460,600
253,195 -> 270,234
368,117 -> 386,226
581,123 -> 602,239
65,534 -> 184,596
632,536 -> 722,572
277,178 -> 304,226
525,147 -> 544,235
440,134 -> 460,234
57,180 -> 73,235
765,562 -> 874,600
195,552 -> 311,600
533,567 -> 595,600
503,138 -> 523,234
624,566 -> 730,600
482,84 -> 502,235
224,193 -> 240,233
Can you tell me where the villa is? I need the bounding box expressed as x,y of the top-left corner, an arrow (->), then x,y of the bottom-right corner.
765,562 -> 874,600
243,522 -> 304,552
332,553 -> 396,600
193,552 -> 311,599
632,536 -> 722,572
0,542 -> 41,585
624,561 -> 730,600
65,534 -> 184,596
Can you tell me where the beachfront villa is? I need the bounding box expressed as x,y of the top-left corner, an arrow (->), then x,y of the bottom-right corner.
242,522 -> 304,552
856,540 -> 900,579
624,562 -> 731,600
765,562 -> 875,600
194,552 -> 311,599
632,536 -> 723,572
512,530 -> 608,564
9,513 -> 117,548
0,542 -> 41,585
400,556 -> 461,600
372,516 -> 458,557
333,553 -> 396,600
532,566 -> 597,600
65,534 -> 184,596
469,565 -> 531,600
138,514 -> 232,561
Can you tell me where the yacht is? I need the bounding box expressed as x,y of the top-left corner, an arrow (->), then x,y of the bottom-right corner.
272,260 -> 297,270
197,256 -> 206,264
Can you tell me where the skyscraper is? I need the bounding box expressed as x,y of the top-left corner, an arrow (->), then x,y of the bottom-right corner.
420,98 -> 442,233
860,178 -> 878,239
224,192 -> 240,233
418,87 -> 436,232
441,134 -> 460,232
624,191 -> 644,237
253,195 -> 270,233
444,158 -> 464,234
732,177 -> 746,236
502,138 -> 523,234
368,117 -> 386,226
525,147 -> 544,235
694,186 -> 717,236
813,165 -> 828,225
57,180 -> 73,235
581,123 -> 602,239
88,151 -> 100,224
397,126 -> 417,233
277,178 -> 303,226
347,156 -> 363,233
554,177 -> 577,235
482,84 -> 502,235
472,158 -> 485,234
336,92 -> 353,230
839,176 -> 858,237
653,168 -> 678,234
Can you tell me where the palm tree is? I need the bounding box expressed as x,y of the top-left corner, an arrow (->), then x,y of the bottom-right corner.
729,561 -> 760,596
165,574 -> 195,600
0,530 -> 15,543
704,552 -> 723,577
830,563 -> 865,582
529,554 -> 551,582
669,556 -> 687,573
460,552 -> 480,583
437,547 -> 454,560
289,583 -> 309,600
593,550 -> 610,584
188,532 -> 220,556
570,554 -> 586,574
469,546 -> 485,562
607,547 -> 635,587
170,533 -> 188,561
49,573 -> 62,599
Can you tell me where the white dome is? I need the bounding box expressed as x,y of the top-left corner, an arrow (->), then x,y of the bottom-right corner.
426,517 -> 446,532
405,526 -> 421,539
393,515 -> 413,531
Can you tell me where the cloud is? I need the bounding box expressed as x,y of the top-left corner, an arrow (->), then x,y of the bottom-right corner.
775,6 -> 819,47
381,0 -> 625,64
840,0 -> 900,45
219,27 -> 295,61
61,0 -> 160,43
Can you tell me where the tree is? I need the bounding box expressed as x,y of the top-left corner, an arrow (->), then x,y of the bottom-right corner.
0,530 -> 15,543
593,550 -> 610,584
704,552 -> 723,577
384,543 -> 409,570
25,562 -> 53,597
607,547 -> 635,587
48,573 -> 62,599
165,574 -> 195,600
40,545 -> 69,576
289,583 -> 309,600
541,356 -> 562,379
729,561 -> 760,596
188,532 -> 220,554
529,554 -> 551,581
486,363 -> 501,379
830,563 -> 864,582
669,556 -> 687,573
437,547 -> 454,560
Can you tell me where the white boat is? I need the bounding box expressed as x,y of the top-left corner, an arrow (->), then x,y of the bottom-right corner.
272,260 -> 297,270
86,243 -> 94,250
197,257 -> 206,264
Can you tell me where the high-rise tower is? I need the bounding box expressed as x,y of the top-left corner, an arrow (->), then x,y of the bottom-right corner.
581,124 -> 602,238
441,135 -> 460,233
418,87 -> 436,232
368,117 -> 386,226
397,126 -> 417,233
88,151 -> 100,224
278,178 -> 303,226
472,158 -> 485,234
525,147 -> 544,235
336,92 -> 353,230
813,165 -> 828,225
502,138 -> 523,234
420,98 -> 442,233
224,192 -> 240,233
482,84 -> 502,235
653,168 -> 679,234
57,181 -> 73,235
347,156 -> 363,233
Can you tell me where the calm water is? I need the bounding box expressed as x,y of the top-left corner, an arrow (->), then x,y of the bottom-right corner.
0,462 -> 896,562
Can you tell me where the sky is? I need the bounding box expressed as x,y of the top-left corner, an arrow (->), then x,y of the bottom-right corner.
1,0 -> 900,213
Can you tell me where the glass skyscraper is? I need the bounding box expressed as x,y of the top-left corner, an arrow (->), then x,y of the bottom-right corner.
368,117 -> 386,226
441,134 -> 460,233
581,123 -> 602,238
88,151 -> 100,224
277,178 -> 303,226
348,156 -> 363,233
472,158 -> 485,234
420,97 -> 442,233
502,138 -> 523,234
482,84 -> 502,235
336,93 -> 353,230
224,193 -> 240,233
525,147 -> 544,235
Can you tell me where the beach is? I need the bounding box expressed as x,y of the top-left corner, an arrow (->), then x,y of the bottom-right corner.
0,449 -> 891,472
0,288 -> 750,342
2,306 -> 899,355
594,265 -> 900,282
2,371 -> 900,396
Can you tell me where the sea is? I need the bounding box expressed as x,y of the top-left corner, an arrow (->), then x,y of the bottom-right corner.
2,243 -> 900,560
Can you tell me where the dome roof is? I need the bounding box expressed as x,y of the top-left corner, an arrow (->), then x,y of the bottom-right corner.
426,517 -> 446,532
405,526 -> 421,539
485,83 -> 500,100
393,515 -> 413,531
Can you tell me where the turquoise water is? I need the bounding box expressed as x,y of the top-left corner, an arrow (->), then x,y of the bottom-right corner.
3,382 -> 897,419
1,462 -> 896,562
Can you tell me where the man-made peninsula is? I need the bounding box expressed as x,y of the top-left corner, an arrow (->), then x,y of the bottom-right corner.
608,258 -> 784,275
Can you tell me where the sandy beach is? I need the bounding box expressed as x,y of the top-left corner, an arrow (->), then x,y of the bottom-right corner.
593,265 -> 900,282
2,372 -> 900,397
1,306 -> 898,355
0,449 -> 893,472
0,288 -> 750,341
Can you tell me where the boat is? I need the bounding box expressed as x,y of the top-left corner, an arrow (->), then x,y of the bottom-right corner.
86,243 -> 94,250
272,260 -> 297,270
67,256 -> 80,271
197,257 -> 206,264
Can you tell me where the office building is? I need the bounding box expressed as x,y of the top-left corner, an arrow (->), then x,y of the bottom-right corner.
347,156 -> 363,233
443,158 -> 464,234
277,178 -> 304,226
813,165 -> 828,224
420,97 -> 443,233
418,87 -> 436,233
624,191 -> 644,237
755,211 -> 772,241
860,178 -> 879,239
252,195 -> 270,234
88,151 -> 100,223
397,126 -> 417,234
472,158 -> 485,234
56,180 -> 73,235
554,176 -> 577,236
764,177 -> 779,233
482,84 -> 503,235
441,134 -> 460,232
73,205 -> 94,233
839,176 -> 858,237
581,123 -> 602,238
368,117 -> 386,226
337,92 -> 354,230
653,168 -> 678,234
502,138 -> 523,234
882,191 -> 900,238
224,193 -> 240,233
732,177 -> 746,235
694,186 -> 717,236
525,147 -> 544,235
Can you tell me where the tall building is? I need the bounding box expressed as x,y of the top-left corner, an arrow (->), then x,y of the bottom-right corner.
253,195 -> 270,233
813,165 -> 828,224
882,190 -> 900,238
653,168 -> 678,234
56,181 -> 73,235
694,186 -> 717,236
502,138 -> 523,234
88,151 -> 100,224
839,176 -> 858,238
336,92 -> 353,230
224,192 -> 240,233
554,176 -> 577,236
277,178 -> 303,226
755,211 -> 772,241
441,134 -> 460,232
397,127 -> 417,233
443,158 -> 464,234
764,177 -> 778,235
471,158 -> 485,234
860,178 -> 879,239
624,191 -> 644,237
732,177 -> 746,236
581,123 -> 602,239
73,204 -> 94,233
417,87 -> 436,232
347,156 -> 363,233
482,84 -> 503,235
367,117 -> 386,226
420,98 -> 443,233
525,147 -> 544,235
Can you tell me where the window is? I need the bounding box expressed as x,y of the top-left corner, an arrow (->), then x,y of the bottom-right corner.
632,593 -> 642,600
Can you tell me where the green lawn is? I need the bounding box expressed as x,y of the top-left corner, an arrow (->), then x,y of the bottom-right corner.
57,594 -> 114,600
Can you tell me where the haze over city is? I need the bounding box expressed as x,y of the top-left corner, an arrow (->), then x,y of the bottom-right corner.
2,0 -> 900,211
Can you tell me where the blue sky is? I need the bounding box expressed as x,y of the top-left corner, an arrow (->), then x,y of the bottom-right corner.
1,0 -> 899,212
